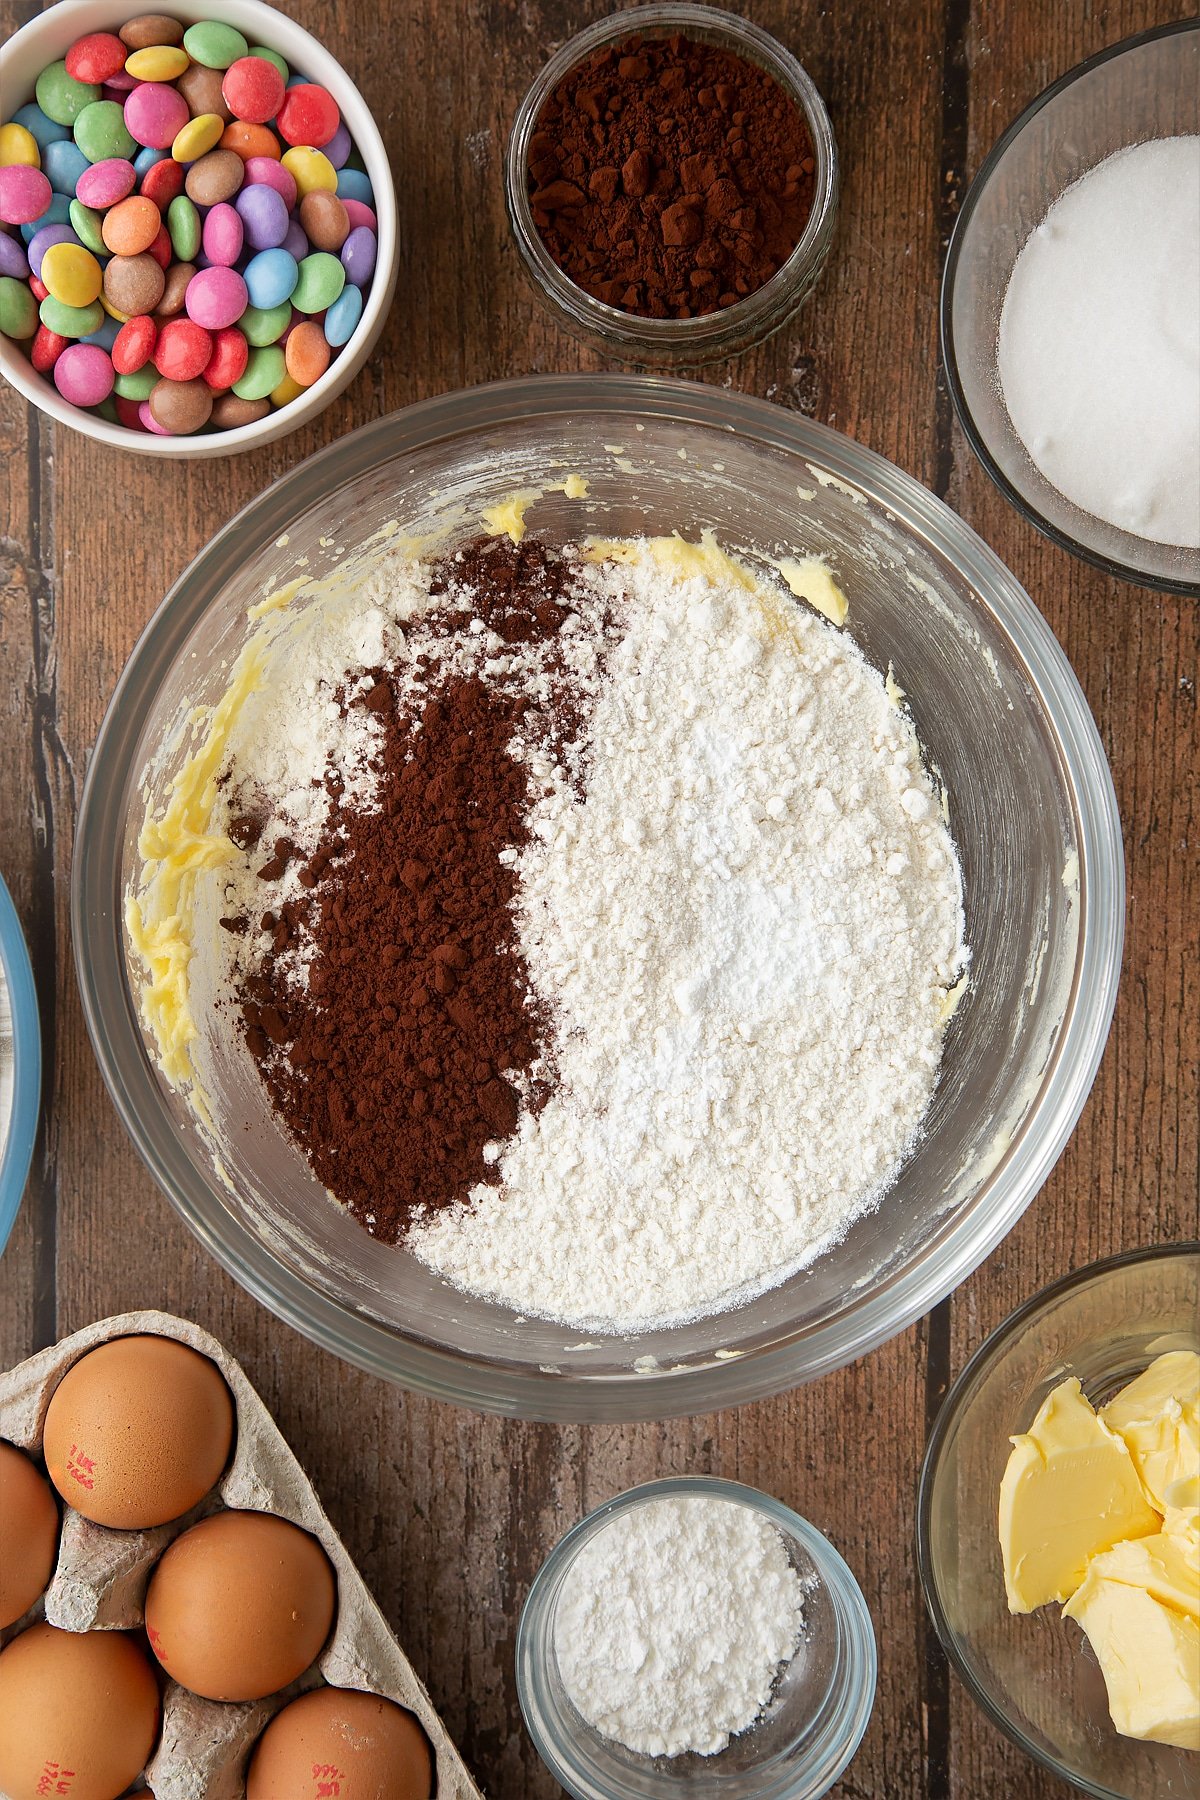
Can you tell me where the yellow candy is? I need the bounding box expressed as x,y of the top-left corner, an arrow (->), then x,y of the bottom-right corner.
40,242 -> 103,309
172,113 -> 224,163
125,45 -> 190,81
269,373 -> 305,408
0,122 -> 40,168
280,146 -> 337,199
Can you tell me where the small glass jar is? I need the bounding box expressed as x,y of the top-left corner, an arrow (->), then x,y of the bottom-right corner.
517,1477 -> 877,1799
505,5 -> 839,365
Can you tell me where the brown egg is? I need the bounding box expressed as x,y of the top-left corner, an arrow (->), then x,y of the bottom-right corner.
42,1334 -> 234,1529
0,1623 -> 159,1800
247,1687 -> 434,1800
0,1441 -> 59,1628
144,1509 -> 336,1701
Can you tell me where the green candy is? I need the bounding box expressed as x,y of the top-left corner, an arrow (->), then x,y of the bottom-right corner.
93,396 -> 119,423
74,100 -> 136,165
69,199 -> 107,255
233,344 -> 285,401
241,301 -> 291,346
249,45 -> 289,81
291,252 -> 344,315
0,276 -> 38,341
182,20 -> 250,69
114,366 -> 158,401
35,61 -> 101,128
39,293 -> 103,338
167,195 -> 201,262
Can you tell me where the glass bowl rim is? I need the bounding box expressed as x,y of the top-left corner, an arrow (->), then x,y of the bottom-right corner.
939,16 -> 1200,597
72,371 -> 1125,1421
515,1473 -> 877,1800
503,1 -> 840,357
0,872 -> 41,1260
916,1239 -> 1200,1798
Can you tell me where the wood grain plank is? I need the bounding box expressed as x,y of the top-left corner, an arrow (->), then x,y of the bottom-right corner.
1,1 -> 1193,1797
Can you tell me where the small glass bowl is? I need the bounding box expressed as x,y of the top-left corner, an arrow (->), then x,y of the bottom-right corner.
942,20 -> 1200,593
505,5 -> 838,365
517,1477 -> 876,1799
918,1243 -> 1200,1799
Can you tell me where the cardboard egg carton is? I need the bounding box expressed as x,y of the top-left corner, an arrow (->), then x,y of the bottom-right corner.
0,1310 -> 484,1800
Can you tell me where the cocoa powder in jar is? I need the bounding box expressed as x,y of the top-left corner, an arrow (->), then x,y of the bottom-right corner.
528,32 -> 816,319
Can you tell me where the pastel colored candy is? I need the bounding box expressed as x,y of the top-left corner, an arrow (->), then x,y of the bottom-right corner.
243,156 -> 295,208
323,120 -> 353,171
335,167 -> 374,205
155,315 -> 213,379
42,137 -> 90,194
68,199 -> 108,255
27,222 -> 79,278
0,164 -> 52,224
39,292 -> 103,338
219,119 -> 279,162
138,397 -> 173,434
124,80 -> 190,150
240,300 -> 290,345
244,246 -> 297,308
76,156 -> 136,207
299,189 -> 349,252
171,114 -> 225,163
20,194 -> 71,243
112,313 -> 157,372
269,369 -> 304,407
177,63 -> 231,123
342,198 -> 377,233
0,233 -> 31,279
30,322 -> 67,370
232,342 -> 284,398
54,341 -> 114,404
35,62 -> 101,128
103,250 -> 165,315
211,391 -> 268,427
166,193 -> 201,260
80,313 -> 121,351
276,84 -> 340,150
133,143 -> 169,176
221,56 -> 284,126
280,219 -> 308,262
202,201 -> 243,265
140,157 -> 183,208
291,250 -> 344,313
124,45 -> 190,82
202,323 -> 248,389
281,146 -> 336,199
102,195 -> 162,256
185,264 -> 247,330
150,373 -> 214,431
115,363 -> 158,399
284,318 -> 330,386
0,274 -> 39,338
10,104 -> 69,152
248,46 -> 288,81
40,240 -> 103,306
323,280 -> 362,347
182,21 -> 249,70
73,99 -> 137,163
340,225 -> 376,287
236,182 -> 288,250
0,121 -> 41,168
119,15 -> 186,51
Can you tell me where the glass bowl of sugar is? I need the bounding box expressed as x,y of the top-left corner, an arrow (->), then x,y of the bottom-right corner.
516,1477 -> 877,1799
943,20 -> 1199,594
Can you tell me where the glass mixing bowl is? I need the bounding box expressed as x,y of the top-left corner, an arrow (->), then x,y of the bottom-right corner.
942,21 -> 1200,594
73,376 -> 1124,1420
918,1245 -> 1200,1798
517,1478 -> 876,1800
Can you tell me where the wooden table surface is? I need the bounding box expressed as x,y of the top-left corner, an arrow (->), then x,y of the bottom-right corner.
2,1 -> 1196,1794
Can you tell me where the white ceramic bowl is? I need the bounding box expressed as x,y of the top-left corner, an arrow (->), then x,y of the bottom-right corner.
0,0 -> 398,458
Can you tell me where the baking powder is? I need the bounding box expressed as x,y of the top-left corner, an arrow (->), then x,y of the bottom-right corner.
554,1493 -> 805,1757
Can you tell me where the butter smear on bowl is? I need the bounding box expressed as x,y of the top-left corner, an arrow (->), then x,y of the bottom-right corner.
999,1350 -> 1200,1751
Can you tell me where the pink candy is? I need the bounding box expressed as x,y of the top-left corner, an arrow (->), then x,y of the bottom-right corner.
202,203 -> 244,268
124,81 -> 189,152
185,266 -> 249,332
0,164 -> 52,226
138,399 -> 172,436
244,156 -> 296,210
342,198 -> 378,234
75,158 -> 137,210
53,344 -> 115,408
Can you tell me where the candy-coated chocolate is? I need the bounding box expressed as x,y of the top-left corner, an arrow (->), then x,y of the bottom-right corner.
243,246 -> 297,309
182,21 -> 249,70
26,222 -> 79,279
202,201 -> 243,266
65,33 -> 129,85
10,104 -> 69,153
40,240 -> 102,307
184,148 -> 244,205
177,61 -> 231,123
103,193 -> 161,255
147,222 -> 173,269
340,224 -> 376,288
171,112 -> 224,163
42,137 -> 90,195
285,318 -> 330,386
236,182 -> 288,251
35,62 -> 101,129
166,193 -> 200,260
124,45 -> 190,83
76,155 -> 136,207
323,120 -> 353,170
240,299 -> 291,345
119,14 -> 186,51
54,340 -> 114,404
30,321 -> 67,370
202,323 -> 249,389
149,373 -> 212,430
39,292 -> 103,337
211,390 -> 268,427
232,341 -> 284,399
185,265 -> 247,331
0,122 -> 41,168
299,189 -> 349,252
281,145 -> 336,199
335,166 -> 374,205
124,80 -> 189,150
243,155 -> 295,208
112,312 -> 157,372
0,275 -> 39,338
269,369 -> 305,407
0,164 -> 52,225
68,198 -> 108,255
0,233 -> 31,279
248,46 -> 288,82
155,314 -> 212,379
323,281 -> 362,347
275,83 -> 340,150
291,249 -> 344,313
141,155 -> 184,208
74,99 -> 137,163
155,260 -> 194,316
221,57 -> 284,126
103,249 -> 165,316
219,119 -> 279,162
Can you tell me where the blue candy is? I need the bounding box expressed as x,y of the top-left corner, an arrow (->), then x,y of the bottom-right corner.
323,280 -> 362,347
335,167 -> 373,205
81,314 -> 121,351
42,138 -> 90,196
133,145 -> 170,178
243,246 -> 298,309
21,193 -> 72,243
12,102 -> 70,151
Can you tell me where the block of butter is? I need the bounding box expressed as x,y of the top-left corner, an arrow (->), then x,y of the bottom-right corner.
999,1351 -> 1200,1753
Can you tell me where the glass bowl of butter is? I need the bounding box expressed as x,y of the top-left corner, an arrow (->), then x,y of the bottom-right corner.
919,1243 -> 1200,1798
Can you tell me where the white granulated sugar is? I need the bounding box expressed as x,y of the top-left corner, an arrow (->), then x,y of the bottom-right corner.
554,1494 -> 805,1758
998,137 -> 1200,548
413,548 -> 967,1328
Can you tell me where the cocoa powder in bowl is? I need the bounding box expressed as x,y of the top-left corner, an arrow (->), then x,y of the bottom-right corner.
527,31 -> 816,319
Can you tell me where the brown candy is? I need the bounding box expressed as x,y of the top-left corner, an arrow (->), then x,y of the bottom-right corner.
298,190 -> 350,252
178,63 -> 231,123
155,261 -> 194,318
149,377 -> 213,434
185,149 -> 245,206
118,12 -> 184,49
211,394 -> 270,429
103,251 -> 165,317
